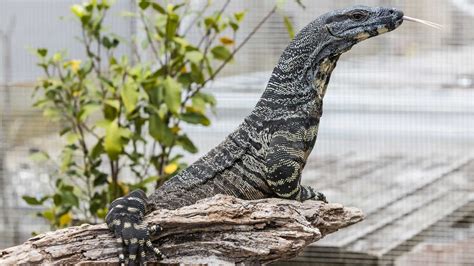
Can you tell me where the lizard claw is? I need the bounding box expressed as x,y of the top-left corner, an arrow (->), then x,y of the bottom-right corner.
300,185 -> 328,203
106,189 -> 164,265
148,224 -> 162,236
315,191 -> 328,203
146,239 -> 163,260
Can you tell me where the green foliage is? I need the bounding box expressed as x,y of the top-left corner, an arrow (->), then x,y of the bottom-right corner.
25,0 -> 247,229
283,16 -> 295,39
25,0 -> 302,229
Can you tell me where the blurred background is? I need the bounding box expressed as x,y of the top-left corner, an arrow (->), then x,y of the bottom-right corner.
1,0 -> 474,265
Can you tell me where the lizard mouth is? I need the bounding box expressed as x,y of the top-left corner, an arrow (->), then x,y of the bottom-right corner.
327,12 -> 405,40
326,25 -> 343,39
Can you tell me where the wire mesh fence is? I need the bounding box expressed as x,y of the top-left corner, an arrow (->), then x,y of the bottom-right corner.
1,0 -> 474,265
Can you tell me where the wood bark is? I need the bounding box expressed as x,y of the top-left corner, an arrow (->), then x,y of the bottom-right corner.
0,195 -> 363,265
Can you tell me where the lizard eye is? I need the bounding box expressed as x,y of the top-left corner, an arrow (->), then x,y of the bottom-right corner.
348,11 -> 368,22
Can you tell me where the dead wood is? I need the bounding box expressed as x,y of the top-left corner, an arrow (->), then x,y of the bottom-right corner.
0,195 -> 363,265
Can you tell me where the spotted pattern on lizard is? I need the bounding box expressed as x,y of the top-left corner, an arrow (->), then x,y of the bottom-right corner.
106,5 -> 404,265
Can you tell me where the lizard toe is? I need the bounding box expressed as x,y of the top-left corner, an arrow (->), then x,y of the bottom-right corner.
146,239 -> 163,260
148,224 -> 162,236
316,192 -> 328,203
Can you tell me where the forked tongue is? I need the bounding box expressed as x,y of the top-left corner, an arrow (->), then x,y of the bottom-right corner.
403,16 -> 443,30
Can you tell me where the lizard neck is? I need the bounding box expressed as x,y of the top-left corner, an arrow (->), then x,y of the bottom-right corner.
311,56 -> 339,99
245,18 -> 354,132
249,52 -> 340,125
249,19 -> 350,124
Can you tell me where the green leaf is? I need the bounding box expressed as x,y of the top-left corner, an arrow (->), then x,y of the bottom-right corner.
22,196 -> 47,206
149,113 -> 174,146
180,112 -> 211,126
37,48 -> 48,57
90,139 -> 104,159
104,99 -> 120,110
178,72 -> 192,87
144,82 -> 163,106
171,3 -> 185,11
43,108 -> 61,121
198,92 -> 216,106
96,208 -> 108,219
104,99 -> 120,120
118,127 -> 133,139
155,15 -> 167,36
95,119 -> 112,128
64,132 -> 80,145
60,190 -> 79,207
93,172 -> 108,186
283,16 -> 295,39
151,2 -> 165,13
192,92 -> 216,113
190,63 -> 205,84
138,0 -> 150,10
77,60 -> 93,78
163,76 -> 182,114
121,82 -> 139,115
29,151 -> 50,162
211,45 -> 232,61
234,11 -> 246,22
103,103 -> 118,121
79,103 -> 101,121
185,51 -> 204,64
42,209 -> 55,222
59,127 -> 71,136
71,4 -> 86,18
177,134 -> 198,154
104,119 -> 123,160
90,192 -> 106,214
60,148 -> 73,172
191,96 -> 206,113
102,36 -> 119,49
173,37 -> 189,48
52,52 -> 62,63
166,13 -> 179,39
204,16 -> 216,30
99,0 -> 111,9
229,21 -> 239,31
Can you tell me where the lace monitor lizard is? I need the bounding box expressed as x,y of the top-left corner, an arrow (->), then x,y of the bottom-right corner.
106,5 -> 404,265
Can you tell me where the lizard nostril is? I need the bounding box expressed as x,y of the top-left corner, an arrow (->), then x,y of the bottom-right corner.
388,9 -> 403,19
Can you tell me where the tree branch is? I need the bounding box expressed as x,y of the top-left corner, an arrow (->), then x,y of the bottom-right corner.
0,195 -> 363,265
139,10 -> 164,66
183,5 -> 278,103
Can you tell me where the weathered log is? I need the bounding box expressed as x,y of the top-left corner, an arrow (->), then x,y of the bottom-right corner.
0,195 -> 363,265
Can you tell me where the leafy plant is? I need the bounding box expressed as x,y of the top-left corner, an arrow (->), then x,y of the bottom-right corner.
24,0 -> 298,229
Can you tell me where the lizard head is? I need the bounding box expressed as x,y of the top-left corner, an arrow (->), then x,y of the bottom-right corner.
324,6 -> 403,45
282,6 -> 404,69
273,6 -> 404,87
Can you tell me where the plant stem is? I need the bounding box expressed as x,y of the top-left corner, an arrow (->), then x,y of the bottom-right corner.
183,5 -> 277,103
139,10 -> 164,66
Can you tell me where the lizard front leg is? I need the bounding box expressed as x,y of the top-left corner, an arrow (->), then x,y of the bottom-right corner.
265,133 -> 327,202
105,189 -> 163,265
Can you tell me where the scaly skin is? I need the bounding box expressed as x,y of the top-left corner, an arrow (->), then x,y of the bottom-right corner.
106,5 -> 404,265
